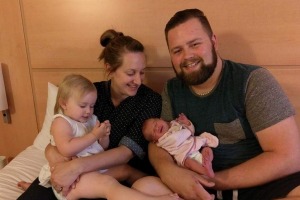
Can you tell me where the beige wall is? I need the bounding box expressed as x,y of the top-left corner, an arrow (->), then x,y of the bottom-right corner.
0,1 -> 37,158
1,0 -> 300,158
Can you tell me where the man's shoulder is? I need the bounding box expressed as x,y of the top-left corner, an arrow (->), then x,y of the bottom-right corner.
224,60 -> 261,72
167,76 -> 181,83
167,77 -> 185,88
223,60 -> 264,84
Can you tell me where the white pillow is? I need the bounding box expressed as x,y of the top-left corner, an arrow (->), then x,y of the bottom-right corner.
33,82 -> 58,151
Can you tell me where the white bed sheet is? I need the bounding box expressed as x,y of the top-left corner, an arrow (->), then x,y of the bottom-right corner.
0,83 -> 59,200
0,145 -> 46,200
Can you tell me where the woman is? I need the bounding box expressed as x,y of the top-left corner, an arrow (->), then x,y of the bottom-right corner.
18,29 -> 176,200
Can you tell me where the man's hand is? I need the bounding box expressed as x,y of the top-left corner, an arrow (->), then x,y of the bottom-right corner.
164,166 -> 215,200
149,143 -> 215,199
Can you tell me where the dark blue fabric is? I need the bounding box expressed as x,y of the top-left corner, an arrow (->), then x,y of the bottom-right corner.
167,60 -> 262,171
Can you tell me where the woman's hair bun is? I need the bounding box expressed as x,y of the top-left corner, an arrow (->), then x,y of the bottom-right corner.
100,29 -> 124,47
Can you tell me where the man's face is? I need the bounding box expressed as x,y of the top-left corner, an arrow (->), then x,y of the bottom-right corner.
167,18 -> 218,85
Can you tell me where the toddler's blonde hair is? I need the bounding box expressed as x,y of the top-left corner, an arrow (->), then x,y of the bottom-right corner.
54,74 -> 96,114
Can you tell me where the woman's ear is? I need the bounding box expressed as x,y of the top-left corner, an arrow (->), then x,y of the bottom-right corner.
104,63 -> 113,79
104,63 -> 111,71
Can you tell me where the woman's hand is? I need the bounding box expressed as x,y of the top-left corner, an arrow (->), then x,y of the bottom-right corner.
50,158 -> 81,196
45,144 -> 70,166
45,144 -> 79,196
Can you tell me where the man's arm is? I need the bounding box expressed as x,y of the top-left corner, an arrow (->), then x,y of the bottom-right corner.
149,143 -> 215,199
214,116 -> 300,190
158,83 -> 214,199
214,69 -> 300,190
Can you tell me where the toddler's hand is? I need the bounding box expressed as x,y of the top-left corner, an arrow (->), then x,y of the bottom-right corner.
103,120 -> 111,136
91,120 -> 109,139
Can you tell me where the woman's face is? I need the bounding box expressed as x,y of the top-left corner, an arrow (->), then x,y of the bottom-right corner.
110,52 -> 146,100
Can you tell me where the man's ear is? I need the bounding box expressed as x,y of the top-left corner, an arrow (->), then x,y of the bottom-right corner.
211,34 -> 218,50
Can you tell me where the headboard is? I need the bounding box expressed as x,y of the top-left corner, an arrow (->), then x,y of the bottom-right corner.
0,0 -> 299,157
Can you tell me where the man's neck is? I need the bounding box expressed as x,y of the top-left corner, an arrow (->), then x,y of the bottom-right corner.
190,56 -> 223,96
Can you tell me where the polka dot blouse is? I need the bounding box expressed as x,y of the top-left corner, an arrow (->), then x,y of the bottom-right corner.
93,81 -> 162,173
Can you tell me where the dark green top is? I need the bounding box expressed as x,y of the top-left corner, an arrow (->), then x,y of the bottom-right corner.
162,60 -> 295,171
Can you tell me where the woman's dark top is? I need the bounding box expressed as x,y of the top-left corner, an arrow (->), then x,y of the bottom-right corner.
94,80 -> 162,173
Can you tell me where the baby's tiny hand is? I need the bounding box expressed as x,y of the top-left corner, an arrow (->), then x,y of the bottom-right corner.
178,113 -> 187,119
177,113 -> 190,125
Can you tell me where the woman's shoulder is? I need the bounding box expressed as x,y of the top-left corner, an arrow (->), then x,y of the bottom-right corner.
93,81 -> 111,96
93,80 -> 107,89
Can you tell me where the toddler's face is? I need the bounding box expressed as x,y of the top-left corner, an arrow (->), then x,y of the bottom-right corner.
62,91 -> 97,123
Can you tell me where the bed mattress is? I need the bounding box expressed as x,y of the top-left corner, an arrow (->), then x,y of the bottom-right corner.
0,145 -> 46,200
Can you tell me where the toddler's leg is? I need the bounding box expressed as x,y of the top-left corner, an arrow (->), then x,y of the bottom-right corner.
17,181 -> 31,191
132,176 -> 174,196
104,164 -> 147,185
66,171 -> 182,200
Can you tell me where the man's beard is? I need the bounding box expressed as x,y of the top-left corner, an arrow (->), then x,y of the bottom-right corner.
174,46 -> 218,86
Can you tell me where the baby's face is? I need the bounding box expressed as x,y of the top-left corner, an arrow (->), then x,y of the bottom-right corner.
146,118 -> 170,142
